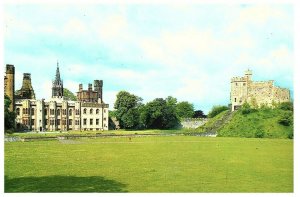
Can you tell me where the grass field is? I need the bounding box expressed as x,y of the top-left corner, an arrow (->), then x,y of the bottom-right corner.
5,136 -> 293,192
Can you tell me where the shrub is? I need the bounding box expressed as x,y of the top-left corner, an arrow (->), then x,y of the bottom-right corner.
287,130 -> 293,139
278,102 -> 293,111
278,112 -> 293,126
255,129 -> 265,138
5,129 -> 14,134
207,105 -> 228,118
240,102 -> 256,115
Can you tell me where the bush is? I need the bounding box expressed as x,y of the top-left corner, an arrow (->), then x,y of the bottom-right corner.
278,112 -> 293,126
255,129 -> 265,138
287,130 -> 293,139
5,129 -> 14,134
240,102 -> 256,115
207,105 -> 228,118
278,102 -> 293,111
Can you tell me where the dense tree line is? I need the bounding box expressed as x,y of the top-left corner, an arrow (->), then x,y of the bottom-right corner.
112,91 -> 198,130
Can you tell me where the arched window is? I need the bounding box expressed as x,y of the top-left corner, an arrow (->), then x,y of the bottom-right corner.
16,108 -> 20,116
83,108 -> 87,114
90,109 -> 93,114
31,108 -> 34,115
96,109 -> 99,114
69,109 -> 72,116
57,109 -> 60,116
23,108 -> 25,114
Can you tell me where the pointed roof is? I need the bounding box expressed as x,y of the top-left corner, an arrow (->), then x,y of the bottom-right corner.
53,61 -> 63,87
55,61 -> 61,82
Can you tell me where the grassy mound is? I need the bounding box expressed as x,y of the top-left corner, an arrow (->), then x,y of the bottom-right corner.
218,108 -> 293,139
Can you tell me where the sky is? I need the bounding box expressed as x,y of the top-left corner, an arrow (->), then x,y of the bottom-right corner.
3,3 -> 294,114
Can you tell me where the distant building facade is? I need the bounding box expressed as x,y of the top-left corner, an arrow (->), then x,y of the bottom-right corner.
230,69 -> 290,111
4,63 -> 109,131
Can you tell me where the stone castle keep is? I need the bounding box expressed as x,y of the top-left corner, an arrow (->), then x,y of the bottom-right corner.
230,69 -> 290,111
4,63 -> 109,131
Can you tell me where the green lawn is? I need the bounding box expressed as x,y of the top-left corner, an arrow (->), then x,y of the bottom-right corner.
5,136 -> 293,192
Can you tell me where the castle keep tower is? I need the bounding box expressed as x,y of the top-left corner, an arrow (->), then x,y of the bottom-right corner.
15,73 -> 36,99
52,62 -> 64,98
230,69 -> 290,111
4,64 -> 15,111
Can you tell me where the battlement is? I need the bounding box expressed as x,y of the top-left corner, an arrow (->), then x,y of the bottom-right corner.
23,73 -> 31,80
6,64 -> 15,74
231,77 -> 247,82
94,80 -> 103,87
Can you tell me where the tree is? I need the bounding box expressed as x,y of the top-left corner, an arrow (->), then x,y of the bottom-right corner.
193,110 -> 207,118
140,98 -> 179,129
63,88 -> 77,101
207,105 -> 228,118
4,95 -> 16,132
176,101 -> 194,119
114,91 -> 142,129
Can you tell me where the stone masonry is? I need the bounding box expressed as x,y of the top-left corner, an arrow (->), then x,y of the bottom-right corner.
230,69 -> 290,111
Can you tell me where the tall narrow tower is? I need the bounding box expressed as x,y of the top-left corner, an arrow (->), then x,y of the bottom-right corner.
52,61 -> 64,98
4,64 -> 15,111
94,80 -> 103,103
15,73 -> 36,99
245,69 -> 252,81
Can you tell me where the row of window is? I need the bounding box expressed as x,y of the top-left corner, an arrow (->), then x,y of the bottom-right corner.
49,109 -> 70,116
46,118 -> 105,126
21,119 -> 35,125
82,118 -> 102,125
83,108 -> 107,115
17,108 -> 107,116
16,108 -> 34,116
235,83 -> 246,86
48,119 -> 73,126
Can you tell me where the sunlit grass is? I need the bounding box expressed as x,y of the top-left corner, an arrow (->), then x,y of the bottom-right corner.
5,136 -> 293,192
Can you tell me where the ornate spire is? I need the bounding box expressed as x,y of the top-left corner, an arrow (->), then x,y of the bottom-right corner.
55,61 -> 61,83
52,61 -> 64,98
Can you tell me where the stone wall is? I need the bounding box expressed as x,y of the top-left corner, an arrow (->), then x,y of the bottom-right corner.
180,118 -> 208,129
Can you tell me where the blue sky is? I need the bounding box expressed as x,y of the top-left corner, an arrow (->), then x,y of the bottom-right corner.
3,4 -> 294,113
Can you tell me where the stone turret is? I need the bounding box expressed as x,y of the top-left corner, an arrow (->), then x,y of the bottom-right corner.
15,73 -> 36,100
245,69 -> 252,81
94,80 -> 103,102
4,64 -> 15,111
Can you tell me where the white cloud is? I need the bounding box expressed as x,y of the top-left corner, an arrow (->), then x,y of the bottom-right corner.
4,4 -> 293,114
226,5 -> 289,34
98,15 -> 129,42
64,80 -> 79,94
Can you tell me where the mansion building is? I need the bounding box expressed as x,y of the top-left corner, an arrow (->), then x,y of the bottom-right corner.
4,63 -> 109,131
